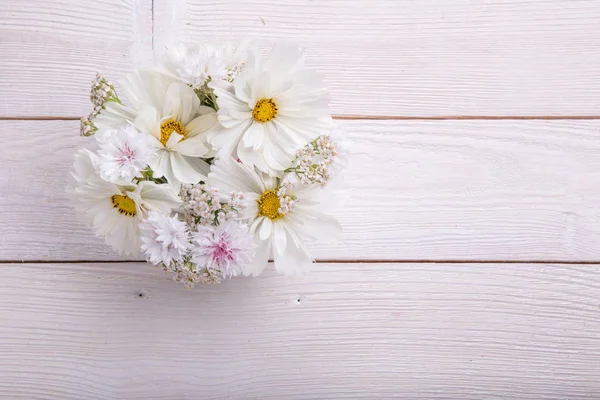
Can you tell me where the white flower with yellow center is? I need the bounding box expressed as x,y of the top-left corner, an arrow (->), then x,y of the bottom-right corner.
210,44 -> 332,175
67,150 -> 182,256
94,70 -> 218,189
208,158 -> 345,276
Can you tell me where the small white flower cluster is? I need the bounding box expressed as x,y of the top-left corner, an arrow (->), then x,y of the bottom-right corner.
164,259 -> 225,287
161,41 -> 249,89
287,135 -> 339,186
276,183 -> 297,215
80,74 -> 120,136
90,73 -> 120,107
70,40 -> 348,287
141,188 -> 254,288
180,184 -> 246,229
224,64 -> 243,83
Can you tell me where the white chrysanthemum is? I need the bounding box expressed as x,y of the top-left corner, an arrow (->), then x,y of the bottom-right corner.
66,149 -> 181,256
190,220 -> 255,278
210,44 -> 333,175
208,158 -> 346,276
95,124 -> 154,183
160,41 -> 250,88
140,211 -> 191,265
95,70 -> 217,188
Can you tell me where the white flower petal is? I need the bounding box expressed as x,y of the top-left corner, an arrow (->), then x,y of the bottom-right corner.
243,237 -> 270,277
135,106 -> 161,140
149,150 -> 170,179
137,181 -> 181,214
241,121 -> 265,150
170,152 -> 206,184
259,217 -> 273,240
237,138 -> 270,174
264,44 -> 306,75
186,113 -> 217,137
164,131 -> 182,149
243,194 -> 260,220
95,102 -> 137,132
272,222 -> 287,255
122,69 -> 172,112
170,136 -> 209,157
286,210 -> 342,243
272,233 -> 313,276
208,157 -> 266,194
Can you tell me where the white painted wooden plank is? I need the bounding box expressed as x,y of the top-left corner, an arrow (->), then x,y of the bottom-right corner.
4,1 -> 599,118
3,119 -> 600,261
0,0 -> 152,117
1,262 -> 599,399
154,0 -> 600,117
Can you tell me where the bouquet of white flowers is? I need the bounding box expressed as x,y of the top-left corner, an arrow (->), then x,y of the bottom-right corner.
68,42 -> 347,287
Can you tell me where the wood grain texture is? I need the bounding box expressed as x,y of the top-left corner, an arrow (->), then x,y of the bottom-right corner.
1,262 -> 600,399
154,0 -> 600,117
3,119 -> 600,262
0,0 -> 152,117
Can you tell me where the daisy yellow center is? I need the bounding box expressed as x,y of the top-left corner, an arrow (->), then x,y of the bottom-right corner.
252,98 -> 278,123
160,118 -> 187,146
111,195 -> 137,217
257,190 -> 283,220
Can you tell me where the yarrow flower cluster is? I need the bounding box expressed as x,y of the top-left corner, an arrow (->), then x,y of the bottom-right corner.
180,184 -> 246,228
67,40 -> 348,288
80,74 -> 121,137
287,135 -> 339,186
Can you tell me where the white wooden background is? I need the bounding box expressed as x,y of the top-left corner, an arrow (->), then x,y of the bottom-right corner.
1,0 -> 600,398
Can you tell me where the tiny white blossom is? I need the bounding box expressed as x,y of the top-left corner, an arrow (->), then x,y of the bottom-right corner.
161,41 -> 250,88
140,211 -> 191,265
167,43 -> 210,88
190,220 -> 255,278
180,184 -> 246,229
96,124 -> 153,183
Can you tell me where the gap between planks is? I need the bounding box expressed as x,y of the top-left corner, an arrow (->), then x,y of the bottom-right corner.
3,116 -> 600,121
151,0 -> 155,52
2,260 -> 600,265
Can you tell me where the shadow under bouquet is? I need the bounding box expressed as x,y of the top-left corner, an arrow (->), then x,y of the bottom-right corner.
68,42 -> 347,287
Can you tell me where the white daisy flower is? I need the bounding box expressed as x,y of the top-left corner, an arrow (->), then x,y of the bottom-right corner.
140,211 -> 191,265
160,41 -> 250,88
210,44 -> 332,175
95,124 -> 154,183
207,158 -> 346,276
190,220 -> 255,278
66,149 -> 181,256
95,70 -> 218,188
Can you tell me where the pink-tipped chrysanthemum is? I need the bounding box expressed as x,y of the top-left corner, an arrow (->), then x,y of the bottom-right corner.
190,220 -> 254,278
140,211 -> 191,265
